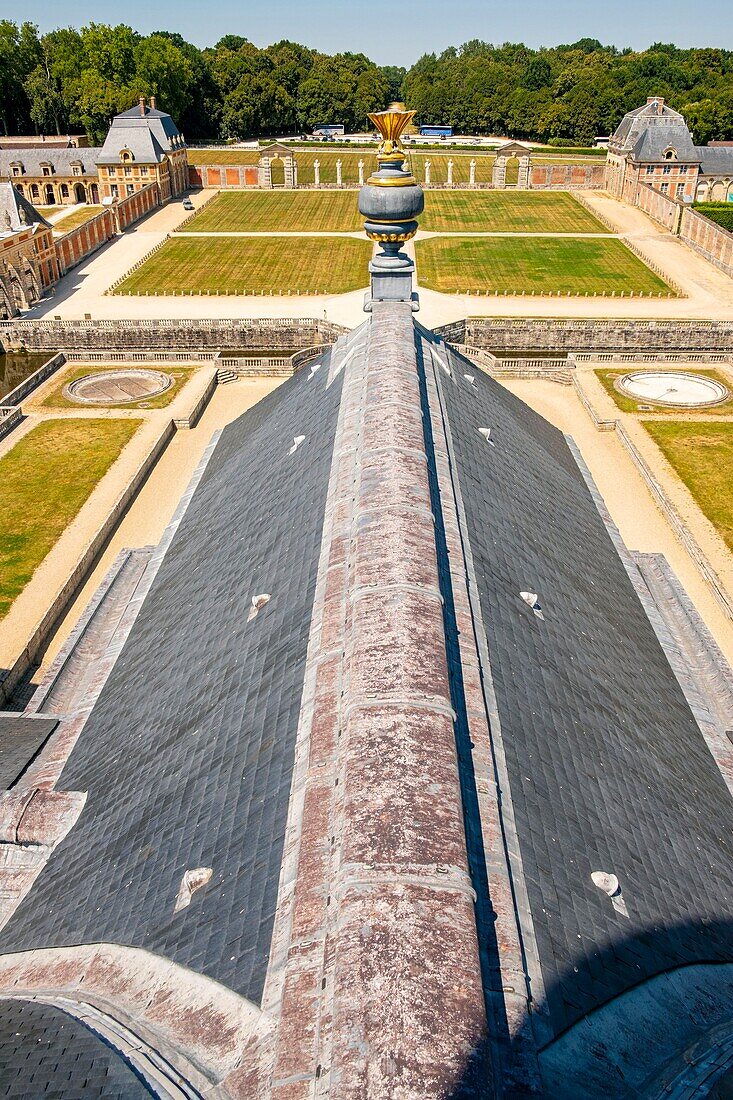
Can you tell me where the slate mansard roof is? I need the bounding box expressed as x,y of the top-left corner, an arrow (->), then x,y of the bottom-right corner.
0,147 -> 100,179
0,308 -> 731,1097
0,182 -> 50,236
611,95 -> 733,175
97,101 -> 185,165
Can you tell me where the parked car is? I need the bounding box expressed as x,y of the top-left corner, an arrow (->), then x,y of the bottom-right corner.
182,198 -> 194,211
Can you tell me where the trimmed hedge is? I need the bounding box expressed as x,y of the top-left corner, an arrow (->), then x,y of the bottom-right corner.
694,202 -> 733,232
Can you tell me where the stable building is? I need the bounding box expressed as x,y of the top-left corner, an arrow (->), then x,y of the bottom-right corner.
0,97 -> 188,207
606,95 -> 733,204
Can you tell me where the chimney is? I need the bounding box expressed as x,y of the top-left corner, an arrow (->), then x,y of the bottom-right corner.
150,95 -> 156,110
139,96 -> 146,117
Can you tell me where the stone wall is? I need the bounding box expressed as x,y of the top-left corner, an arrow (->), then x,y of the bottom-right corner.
115,182 -> 161,230
190,165 -> 259,188
0,317 -> 347,353
635,183 -> 683,233
529,163 -> 605,190
55,210 -> 116,275
53,184 -> 162,278
680,206 -> 733,279
449,317 -> 733,350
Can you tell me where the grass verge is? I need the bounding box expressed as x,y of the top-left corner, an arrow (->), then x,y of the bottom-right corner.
643,421 -> 733,551
0,418 -> 139,618
416,236 -> 673,296
113,236 -> 371,295
421,190 -> 610,234
183,190 -> 361,232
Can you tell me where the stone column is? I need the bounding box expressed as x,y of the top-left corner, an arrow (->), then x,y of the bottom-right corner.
336,159 -> 342,187
518,155 -> 530,189
469,158 -> 476,187
358,159 -> 365,185
258,158 -> 272,188
314,159 -> 320,187
447,159 -> 453,187
492,156 -> 506,189
424,159 -> 431,186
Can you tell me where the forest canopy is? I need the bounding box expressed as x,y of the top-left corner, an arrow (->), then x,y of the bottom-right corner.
2,22 -> 733,146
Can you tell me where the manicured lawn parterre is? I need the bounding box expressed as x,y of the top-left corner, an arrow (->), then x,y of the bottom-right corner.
114,236 -> 371,295
54,205 -> 105,233
643,421 -> 733,551
0,418 -> 139,618
421,191 -> 610,234
183,190 -> 361,232
416,236 -> 673,296
595,368 -> 733,416
39,364 -> 197,410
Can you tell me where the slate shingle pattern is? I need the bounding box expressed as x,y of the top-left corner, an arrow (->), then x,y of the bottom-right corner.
0,999 -> 152,1098
0,717 -> 58,789
0,355 -> 342,1005
428,336 -> 733,1039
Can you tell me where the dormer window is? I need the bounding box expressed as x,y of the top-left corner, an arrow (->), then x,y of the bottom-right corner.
664,147 -> 677,160
10,162 -> 22,177
120,149 -> 134,163
40,162 -> 52,176
71,162 -> 83,177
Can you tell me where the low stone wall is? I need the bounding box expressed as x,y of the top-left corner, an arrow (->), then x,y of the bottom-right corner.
0,406 -> 22,441
572,373 -> 733,622
0,317 -> 347,352
1,352 -> 65,406
456,317 -> 733,351
680,207 -> 733,280
55,210 -> 116,275
529,164 -> 605,190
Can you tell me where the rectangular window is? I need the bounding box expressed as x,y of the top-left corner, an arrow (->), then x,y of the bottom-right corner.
111,184 -> 119,198
663,165 -> 671,174
11,166 -> 21,177
42,166 -> 51,176
124,166 -> 132,176
660,182 -> 669,194
646,166 -> 654,174
61,184 -> 68,197
141,166 -> 148,176
126,183 -> 134,195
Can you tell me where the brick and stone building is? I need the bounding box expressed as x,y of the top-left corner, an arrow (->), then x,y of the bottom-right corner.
0,182 -> 58,316
0,97 -> 188,206
606,95 -> 733,203
0,110 -> 732,1098
96,97 -> 188,201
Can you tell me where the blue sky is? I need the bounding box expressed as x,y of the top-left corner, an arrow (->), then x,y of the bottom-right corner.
19,0 -> 733,65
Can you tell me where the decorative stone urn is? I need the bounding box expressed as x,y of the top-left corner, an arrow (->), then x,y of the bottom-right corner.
359,109 -> 424,310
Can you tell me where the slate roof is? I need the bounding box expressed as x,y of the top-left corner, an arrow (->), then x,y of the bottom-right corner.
699,146 -> 733,175
611,98 -> 687,149
0,999 -> 152,1097
97,103 -> 184,165
426,333 -> 733,1039
0,354 -> 343,1005
0,148 -> 100,178
629,122 -> 700,163
0,715 -> 58,788
0,182 -> 50,232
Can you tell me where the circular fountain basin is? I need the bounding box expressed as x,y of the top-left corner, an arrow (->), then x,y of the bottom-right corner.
616,371 -> 730,409
65,369 -> 173,405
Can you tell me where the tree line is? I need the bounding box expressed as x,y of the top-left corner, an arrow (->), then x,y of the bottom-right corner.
2,22 -> 733,147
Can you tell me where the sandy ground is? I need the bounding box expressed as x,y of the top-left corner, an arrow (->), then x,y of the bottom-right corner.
21,189 -> 733,330
501,373 -> 733,664
29,377 -> 281,679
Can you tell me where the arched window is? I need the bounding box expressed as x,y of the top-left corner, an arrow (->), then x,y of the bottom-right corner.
664,147 -> 678,161
120,149 -> 134,163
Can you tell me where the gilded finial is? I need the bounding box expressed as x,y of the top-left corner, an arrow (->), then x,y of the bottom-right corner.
368,110 -> 416,161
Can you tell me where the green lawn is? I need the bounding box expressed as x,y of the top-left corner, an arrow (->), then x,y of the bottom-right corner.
421,191 -> 610,234
416,236 -> 673,295
0,418 -> 139,618
183,190 -> 361,232
54,205 -> 105,233
643,421 -> 733,551
595,368 -> 733,416
113,236 -> 371,295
